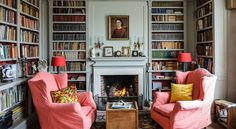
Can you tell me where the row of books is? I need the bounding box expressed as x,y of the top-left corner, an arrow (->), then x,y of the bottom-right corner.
152,1 -> 183,7
0,7 -> 16,24
53,42 -> 86,50
197,58 -> 212,73
20,2 -> 39,18
196,15 -> 212,30
152,61 -> 178,71
0,25 -> 16,41
152,51 -> 179,58
197,29 -> 213,42
12,105 -> 24,124
0,43 -> 17,59
152,8 -> 183,14
0,0 -> 17,8
152,23 -> 183,31
20,15 -> 39,30
68,74 -> 86,81
70,82 -> 86,91
53,15 -> 85,22
152,41 -> 183,49
53,23 -> 86,31
22,59 -> 38,76
22,0 -> 39,7
152,72 -> 175,80
196,0 -> 211,7
152,15 -> 183,22
196,2 -> 212,18
197,44 -> 213,56
20,29 -> 39,43
53,8 -> 85,14
55,62 -> 86,71
53,51 -> 85,60
152,33 -> 183,40
53,1 -> 85,7
20,45 -> 39,57
53,33 -> 86,40
0,85 -> 26,111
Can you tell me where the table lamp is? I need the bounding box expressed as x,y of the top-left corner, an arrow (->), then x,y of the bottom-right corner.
178,53 -> 192,72
51,56 -> 66,73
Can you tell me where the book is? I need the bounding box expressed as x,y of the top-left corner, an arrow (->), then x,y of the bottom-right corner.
111,102 -> 132,109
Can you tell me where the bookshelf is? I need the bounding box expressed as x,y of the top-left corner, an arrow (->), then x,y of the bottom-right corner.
49,0 -> 87,92
149,0 -> 186,96
195,0 -> 213,73
0,0 -> 41,128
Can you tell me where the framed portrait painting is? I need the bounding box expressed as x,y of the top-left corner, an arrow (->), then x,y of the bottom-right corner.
108,15 -> 129,40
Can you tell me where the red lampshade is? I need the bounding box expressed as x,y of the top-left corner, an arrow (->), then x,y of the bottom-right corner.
178,53 -> 192,62
51,56 -> 66,66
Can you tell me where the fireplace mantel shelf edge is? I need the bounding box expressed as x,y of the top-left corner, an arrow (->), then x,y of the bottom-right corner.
90,57 -> 148,62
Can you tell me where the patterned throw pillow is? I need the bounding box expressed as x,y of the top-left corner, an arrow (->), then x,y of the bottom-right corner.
51,86 -> 78,103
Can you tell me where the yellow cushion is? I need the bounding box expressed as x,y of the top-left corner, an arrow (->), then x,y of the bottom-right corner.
51,86 -> 78,103
170,83 -> 193,103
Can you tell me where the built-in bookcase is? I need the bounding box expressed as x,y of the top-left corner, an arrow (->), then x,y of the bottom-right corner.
49,0 -> 87,91
149,0 -> 186,95
195,0 -> 213,73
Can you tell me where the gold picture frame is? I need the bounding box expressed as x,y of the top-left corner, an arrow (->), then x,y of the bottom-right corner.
108,15 -> 129,40
122,47 -> 131,57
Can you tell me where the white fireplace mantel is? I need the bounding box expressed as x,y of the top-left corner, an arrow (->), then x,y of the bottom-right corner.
90,57 -> 148,97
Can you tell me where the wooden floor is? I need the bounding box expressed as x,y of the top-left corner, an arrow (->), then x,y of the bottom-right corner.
207,123 -> 225,129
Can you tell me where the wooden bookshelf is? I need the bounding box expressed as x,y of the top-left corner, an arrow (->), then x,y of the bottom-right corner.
149,0 -> 186,96
195,0 -> 213,73
49,0 -> 87,91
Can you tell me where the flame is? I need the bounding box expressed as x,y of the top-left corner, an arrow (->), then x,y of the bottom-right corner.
114,87 -> 128,96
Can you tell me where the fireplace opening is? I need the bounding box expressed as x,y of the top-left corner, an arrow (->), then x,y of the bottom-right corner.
102,75 -> 138,97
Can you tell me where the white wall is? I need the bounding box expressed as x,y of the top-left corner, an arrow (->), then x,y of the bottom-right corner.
88,1 -> 148,55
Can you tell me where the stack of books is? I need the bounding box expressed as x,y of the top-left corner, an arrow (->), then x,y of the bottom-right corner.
111,102 -> 132,109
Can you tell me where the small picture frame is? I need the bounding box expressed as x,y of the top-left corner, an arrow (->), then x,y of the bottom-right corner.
132,50 -> 139,57
103,47 -> 113,57
122,47 -> 131,57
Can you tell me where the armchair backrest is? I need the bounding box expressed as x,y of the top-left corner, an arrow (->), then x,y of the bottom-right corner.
176,68 -> 217,101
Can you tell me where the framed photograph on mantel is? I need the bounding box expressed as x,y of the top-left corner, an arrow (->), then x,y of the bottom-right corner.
108,15 -> 129,40
103,47 -> 114,57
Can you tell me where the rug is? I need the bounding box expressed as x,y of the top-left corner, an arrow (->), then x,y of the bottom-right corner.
91,111 -> 162,129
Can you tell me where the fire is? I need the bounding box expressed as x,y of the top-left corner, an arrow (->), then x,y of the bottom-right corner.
114,87 -> 128,96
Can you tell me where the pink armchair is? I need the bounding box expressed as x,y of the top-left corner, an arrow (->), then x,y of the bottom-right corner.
28,71 -> 96,129
151,68 -> 217,129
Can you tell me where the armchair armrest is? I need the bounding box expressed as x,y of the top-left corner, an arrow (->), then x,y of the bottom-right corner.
152,92 -> 170,108
77,91 -> 96,109
174,100 -> 204,110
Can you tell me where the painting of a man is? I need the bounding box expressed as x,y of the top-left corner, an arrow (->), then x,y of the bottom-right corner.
108,15 -> 129,40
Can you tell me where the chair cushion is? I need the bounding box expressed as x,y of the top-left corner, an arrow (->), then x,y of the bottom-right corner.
170,83 -> 193,103
81,106 -> 93,116
51,86 -> 78,103
153,103 -> 175,118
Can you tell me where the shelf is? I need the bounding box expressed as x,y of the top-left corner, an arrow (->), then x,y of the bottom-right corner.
196,0 -> 212,10
53,31 -> 86,33
90,57 -> 148,62
152,21 -> 184,24
0,58 -> 17,61
20,42 -> 39,45
0,40 -> 17,43
20,12 -> 39,21
197,55 -> 213,58
152,58 -> 178,61
196,41 -> 214,44
197,26 -> 213,32
150,70 -> 177,72
0,101 -> 23,114
53,13 -> 85,16
0,3 -> 17,12
52,50 -> 86,52
21,0 -> 39,9
152,30 -> 184,33
0,78 -> 29,91
20,26 -> 39,32
66,59 -> 86,61
0,21 -> 17,27
197,12 -> 213,20
152,78 -> 174,81
152,49 -> 184,51
25,57 -> 39,59
152,13 -> 183,16
53,21 -> 85,24
52,40 -> 86,42
152,40 -> 184,42
52,6 -> 86,8
152,7 -> 183,9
